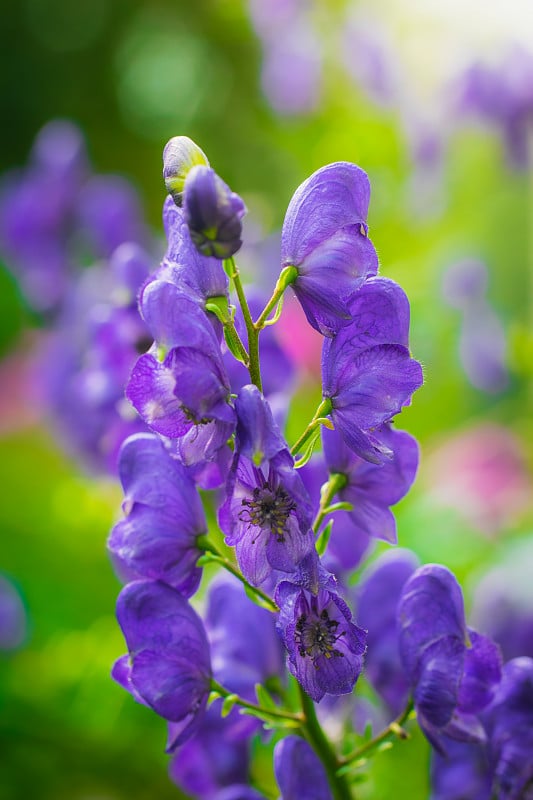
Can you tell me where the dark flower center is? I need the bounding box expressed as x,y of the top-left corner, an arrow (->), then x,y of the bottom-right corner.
239,483 -> 297,542
181,405 -> 211,426
295,609 -> 345,665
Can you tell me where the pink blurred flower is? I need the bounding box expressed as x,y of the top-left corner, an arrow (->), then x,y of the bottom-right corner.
425,423 -> 532,535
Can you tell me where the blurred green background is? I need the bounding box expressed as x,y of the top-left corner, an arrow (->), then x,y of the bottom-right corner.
1,1 -> 533,798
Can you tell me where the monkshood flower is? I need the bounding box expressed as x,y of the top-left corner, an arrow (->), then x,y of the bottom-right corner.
484,657 -> 533,800
356,549 -> 419,715
276,557 -> 367,702
398,564 -> 502,753
322,423 -> 419,544
163,135 -> 209,207
274,736 -> 332,800
0,574 -> 27,651
219,385 -> 314,586
113,579 -> 212,751
107,433 -> 205,597
431,738 -> 491,800
159,196 -> 229,308
281,162 -> 378,336
183,165 -> 246,259
322,277 -> 423,464
127,280 -> 235,467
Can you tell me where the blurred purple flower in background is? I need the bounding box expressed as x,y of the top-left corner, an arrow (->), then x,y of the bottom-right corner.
456,46 -> 533,169
0,574 -> 27,652
442,259 -> 509,394
0,120 -> 150,315
0,120 -> 87,312
43,242 -> 152,473
247,0 -> 322,115
356,549 -> 419,715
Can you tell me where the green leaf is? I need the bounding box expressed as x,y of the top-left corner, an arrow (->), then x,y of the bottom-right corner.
322,501 -> 353,514
221,694 -> 239,718
207,691 -> 221,708
255,683 -> 276,710
316,519 -> 333,556
244,583 -> 277,612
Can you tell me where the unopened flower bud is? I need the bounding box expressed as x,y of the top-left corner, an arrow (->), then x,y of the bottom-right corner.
163,136 -> 209,207
183,165 -> 246,259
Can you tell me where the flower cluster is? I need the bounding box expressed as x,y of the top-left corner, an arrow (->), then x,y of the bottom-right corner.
104,135 -> 522,798
104,135 -> 428,797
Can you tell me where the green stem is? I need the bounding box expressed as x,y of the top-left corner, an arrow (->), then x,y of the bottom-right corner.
223,318 -> 250,365
290,398 -> 332,457
211,679 -> 303,724
254,265 -> 298,330
197,536 -> 279,612
225,257 -> 262,391
312,473 -> 348,535
298,686 -> 354,800
338,699 -> 414,768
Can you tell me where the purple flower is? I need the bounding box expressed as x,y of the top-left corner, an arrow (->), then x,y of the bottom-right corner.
398,564 -> 502,753
42,245 -> 152,474
219,386 -> 314,586
276,565 -> 366,702
322,423 -> 419,544
163,135 -> 209,207
0,120 -> 86,312
356,549 -> 419,715
76,174 -> 148,257
484,657 -> 533,800
0,574 -> 27,651
183,165 -> 246,259
322,277 -> 423,464
113,579 -> 212,751
274,736 -> 332,800
431,739 -> 491,800
159,197 -> 229,308
456,46 -> 533,169
126,280 -> 235,466
442,259 -> 508,394
107,433 -> 205,597
281,162 -> 378,336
